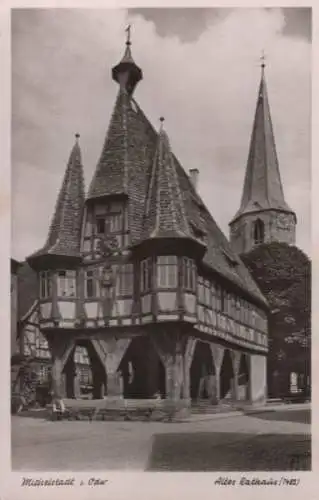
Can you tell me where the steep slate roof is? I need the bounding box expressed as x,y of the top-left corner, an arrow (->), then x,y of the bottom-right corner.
86,72 -> 266,304
136,108 -> 266,304
87,88 -> 130,199
28,136 -> 85,260
143,121 -> 193,239
231,65 -> 295,223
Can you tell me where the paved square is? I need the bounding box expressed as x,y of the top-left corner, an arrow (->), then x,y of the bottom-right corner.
12,407 -> 311,471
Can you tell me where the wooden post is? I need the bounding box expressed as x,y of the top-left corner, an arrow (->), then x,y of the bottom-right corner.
183,337 -> 197,400
91,338 -> 130,398
48,337 -> 75,399
231,350 -> 241,402
210,344 -> 224,404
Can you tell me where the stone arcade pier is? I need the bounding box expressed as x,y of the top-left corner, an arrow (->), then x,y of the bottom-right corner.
47,323 -> 267,417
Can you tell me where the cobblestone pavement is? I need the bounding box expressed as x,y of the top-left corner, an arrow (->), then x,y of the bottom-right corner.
11,408 -> 310,471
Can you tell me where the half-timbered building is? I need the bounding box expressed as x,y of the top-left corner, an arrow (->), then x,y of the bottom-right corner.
19,35 -> 269,411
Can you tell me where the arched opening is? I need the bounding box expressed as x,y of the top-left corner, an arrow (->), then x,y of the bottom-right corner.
119,337 -> 165,399
220,349 -> 234,400
190,341 -> 215,401
253,218 -> 265,245
238,353 -> 250,401
63,342 -> 96,399
80,340 -> 105,399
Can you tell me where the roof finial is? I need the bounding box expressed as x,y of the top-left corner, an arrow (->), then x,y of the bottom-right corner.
125,24 -> 131,46
159,116 -> 165,130
75,133 -> 80,143
260,50 -> 266,70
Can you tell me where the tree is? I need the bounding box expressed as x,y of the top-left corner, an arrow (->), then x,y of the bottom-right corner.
241,242 -> 311,397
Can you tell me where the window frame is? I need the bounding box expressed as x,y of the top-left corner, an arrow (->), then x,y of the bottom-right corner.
118,263 -> 134,296
39,271 -> 52,299
253,218 -> 265,245
57,270 -> 76,298
140,258 -> 153,294
84,269 -> 96,299
182,257 -> 196,292
156,256 -> 178,289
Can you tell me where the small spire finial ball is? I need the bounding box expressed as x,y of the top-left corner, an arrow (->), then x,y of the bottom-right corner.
75,133 -> 80,140
159,116 -> 165,123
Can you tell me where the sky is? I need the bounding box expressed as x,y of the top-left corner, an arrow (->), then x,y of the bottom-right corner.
11,7 -> 311,261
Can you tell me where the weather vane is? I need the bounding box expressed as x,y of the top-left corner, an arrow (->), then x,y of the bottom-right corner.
125,24 -> 131,45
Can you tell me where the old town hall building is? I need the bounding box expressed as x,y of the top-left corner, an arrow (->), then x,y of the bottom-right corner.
15,34 -> 283,411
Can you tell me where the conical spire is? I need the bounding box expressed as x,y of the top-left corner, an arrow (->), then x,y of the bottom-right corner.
143,118 -> 191,239
112,25 -> 142,95
232,61 -> 294,222
28,135 -> 85,263
88,86 -> 130,199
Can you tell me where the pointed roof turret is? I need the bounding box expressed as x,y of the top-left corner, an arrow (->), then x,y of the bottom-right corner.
87,86 -> 130,199
112,25 -> 142,95
231,58 -> 295,223
143,118 -> 192,239
28,134 -> 85,267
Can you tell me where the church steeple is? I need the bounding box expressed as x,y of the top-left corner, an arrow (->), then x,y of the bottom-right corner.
229,58 -> 296,255
112,25 -> 143,95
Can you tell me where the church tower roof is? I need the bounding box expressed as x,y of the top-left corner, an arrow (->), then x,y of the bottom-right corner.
28,134 -> 85,265
231,60 -> 295,224
143,118 -> 191,239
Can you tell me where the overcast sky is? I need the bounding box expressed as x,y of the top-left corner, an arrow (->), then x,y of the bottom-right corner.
11,8 -> 311,261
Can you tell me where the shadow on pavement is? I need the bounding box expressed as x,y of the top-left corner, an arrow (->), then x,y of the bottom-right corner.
247,409 -> 311,424
146,432 -> 311,471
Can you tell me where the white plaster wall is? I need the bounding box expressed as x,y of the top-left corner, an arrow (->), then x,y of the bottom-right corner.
249,354 -> 267,404
58,301 -> 76,319
84,302 -> 98,318
40,302 -> 52,319
184,293 -> 196,314
158,292 -> 177,311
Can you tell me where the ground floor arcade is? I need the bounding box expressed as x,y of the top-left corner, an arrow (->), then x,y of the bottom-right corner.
47,327 -> 267,407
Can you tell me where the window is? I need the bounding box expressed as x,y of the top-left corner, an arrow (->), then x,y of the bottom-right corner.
85,270 -> 96,298
96,213 -> 123,236
221,289 -> 226,313
253,219 -> 265,245
96,217 -> 105,235
39,271 -> 52,299
57,270 -> 76,297
157,256 -> 178,288
118,264 -> 133,295
38,365 -> 49,384
204,281 -> 211,306
140,258 -> 152,293
198,276 -> 204,303
182,258 -> 196,291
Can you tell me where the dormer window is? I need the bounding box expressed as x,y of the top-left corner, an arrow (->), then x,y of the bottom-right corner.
96,213 -> 123,236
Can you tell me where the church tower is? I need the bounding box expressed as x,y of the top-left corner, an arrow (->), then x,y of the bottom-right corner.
229,59 -> 297,255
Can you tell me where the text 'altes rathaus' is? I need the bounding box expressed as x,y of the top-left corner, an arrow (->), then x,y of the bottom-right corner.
21,31 -> 297,412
